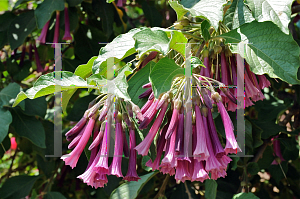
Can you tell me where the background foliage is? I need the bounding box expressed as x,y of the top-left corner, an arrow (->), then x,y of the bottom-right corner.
0,0 -> 300,199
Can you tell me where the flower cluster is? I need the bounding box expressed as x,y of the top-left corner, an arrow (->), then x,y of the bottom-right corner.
199,49 -> 271,111
61,94 -> 143,188
135,81 -> 241,182
38,4 -> 72,47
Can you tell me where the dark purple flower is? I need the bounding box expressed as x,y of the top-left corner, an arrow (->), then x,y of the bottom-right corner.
271,135 -> 285,165
61,117 -> 96,169
33,43 -> 44,72
52,11 -> 60,48
38,20 -> 50,44
62,6 -> 72,41
124,126 -> 141,181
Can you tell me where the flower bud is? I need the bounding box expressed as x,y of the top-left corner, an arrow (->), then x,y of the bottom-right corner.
211,91 -> 222,103
180,18 -> 190,26
200,105 -> 208,117
174,22 -> 184,30
213,45 -> 222,54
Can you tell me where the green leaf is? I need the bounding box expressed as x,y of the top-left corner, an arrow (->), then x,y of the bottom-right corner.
133,28 -> 170,58
205,179 -> 217,199
223,0 -> 255,30
110,172 -> 158,199
169,0 -> 226,30
169,1 -> 188,20
0,12 -> 16,31
74,24 -> 106,63
66,0 -> 84,7
0,136 -> 11,158
180,0 -> 200,8
219,21 -> 300,84
34,0 -> 64,29
232,192 -> 260,199
0,82 -> 23,107
92,0 -> 114,38
24,97 -> 47,118
0,175 -> 39,199
142,1 -> 162,27
11,108 -> 46,148
12,71 -> 94,107
92,27 -> 145,74
8,11 -> 36,49
245,0 -> 293,34
191,56 -> 204,68
169,30 -> 187,56
44,192 -> 67,199
141,156 -> 152,171
0,1 -> 9,12
128,61 -> 154,107
245,119 -> 253,150
201,20 -> 211,41
62,56 -> 97,113
269,161 -> 288,185
150,57 -> 184,99
252,119 -> 285,139
0,31 -> 8,49
247,162 -> 260,175
0,108 -> 12,143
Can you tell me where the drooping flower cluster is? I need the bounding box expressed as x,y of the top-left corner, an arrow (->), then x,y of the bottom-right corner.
61,94 -> 143,188
135,80 -> 241,182
38,4 -> 73,47
199,48 -> 271,111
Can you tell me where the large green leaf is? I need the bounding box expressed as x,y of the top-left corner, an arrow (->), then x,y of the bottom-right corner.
8,11 -> 36,49
0,82 -> 23,107
110,172 -> 158,199
0,12 -> 16,31
62,56 -> 97,113
0,108 -> 12,143
169,1 -> 189,20
24,97 -> 47,118
11,108 -> 46,148
219,21 -> 300,84
12,71 -> 94,107
128,61 -> 155,107
92,27 -> 145,74
245,0 -> 293,34
169,0 -> 226,30
169,30 -> 187,56
133,28 -> 170,58
150,57 -> 184,98
205,179 -> 217,199
0,175 -> 39,199
34,0 -> 64,29
92,0 -> 114,38
66,0 -> 83,7
232,192 -> 260,199
223,0 -> 255,30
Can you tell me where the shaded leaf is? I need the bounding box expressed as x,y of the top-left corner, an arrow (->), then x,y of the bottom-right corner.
205,179 -> 217,199
8,11 -> 36,49
34,0 -> 64,29
0,175 -> 39,199
219,21 -> 300,84
142,1 -> 162,27
150,57 -> 184,98
233,192 -> 260,199
110,172 -> 158,199
0,108 -> 12,143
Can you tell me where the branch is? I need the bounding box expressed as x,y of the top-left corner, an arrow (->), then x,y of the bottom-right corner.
154,174 -> 170,199
250,138 -> 272,163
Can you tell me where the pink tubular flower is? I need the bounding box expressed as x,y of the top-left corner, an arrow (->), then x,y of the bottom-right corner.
89,122 -> 105,150
207,109 -> 225,158
271,135 -> 285,165
192,160 -> 209,182
139,99 -> 159,129
61,117 -> 95,169
193,104 -> 209,161
175,112 -> 184,154
175,159 -> 191,182
216,101 -> 241,154
94,120 -> 111,174
68,127 -> 84,149
139,88 -> 152,99
52,11 -> 60,48
117,0 -> 123,7
160,124 -> 178,170
258,75 -> 271,90
19,44 -> 26,67
124,127 -> 141,181
63,5 -> 72,41
135,102 -> 168,156
38,20 -> 50,44
66,116 -> 88,138
109,115 -> 124,177
183,100 -> 192,163
33,43 -> 44,72
165,99 -> 181,139
147,121 -> 168,170
141,98 -> 154,114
